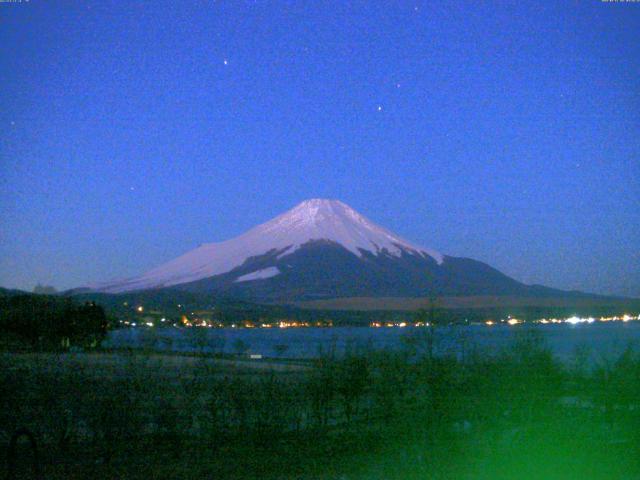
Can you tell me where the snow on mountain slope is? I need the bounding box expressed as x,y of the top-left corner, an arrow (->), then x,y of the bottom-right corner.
234,267 -> 281,283
90,199 -> 443,293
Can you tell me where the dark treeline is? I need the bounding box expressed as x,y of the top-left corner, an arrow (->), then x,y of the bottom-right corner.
2,330 -> 640,479
1,285 -> 634,327
0,292 -> 109,350
71,288 -> 639,327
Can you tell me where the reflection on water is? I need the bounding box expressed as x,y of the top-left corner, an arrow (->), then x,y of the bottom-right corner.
104,322 -> 640,360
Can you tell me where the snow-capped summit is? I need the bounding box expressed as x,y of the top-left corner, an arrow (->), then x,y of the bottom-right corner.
256,199 -> 442,262
91,199 -> 443,293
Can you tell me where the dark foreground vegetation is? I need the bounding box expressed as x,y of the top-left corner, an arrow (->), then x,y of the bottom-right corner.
2,329 -> 640,480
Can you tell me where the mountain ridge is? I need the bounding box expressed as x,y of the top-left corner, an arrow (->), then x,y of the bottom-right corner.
89,199 -> 443,294
85,199 -> 598,302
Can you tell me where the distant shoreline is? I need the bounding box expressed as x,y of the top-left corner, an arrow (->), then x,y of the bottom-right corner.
295,295 -> 640,311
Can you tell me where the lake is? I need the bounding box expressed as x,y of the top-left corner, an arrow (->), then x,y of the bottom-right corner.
104,321 -> 640,361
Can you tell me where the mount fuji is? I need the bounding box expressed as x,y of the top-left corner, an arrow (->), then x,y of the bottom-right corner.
88,199 -> 566,302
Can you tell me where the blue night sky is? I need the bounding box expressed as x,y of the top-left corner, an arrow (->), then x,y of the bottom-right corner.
1,1 -> 639,297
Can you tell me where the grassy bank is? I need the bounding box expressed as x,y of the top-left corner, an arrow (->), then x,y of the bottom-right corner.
2,330 -> 640,479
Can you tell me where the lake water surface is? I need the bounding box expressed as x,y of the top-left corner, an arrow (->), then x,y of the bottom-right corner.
104,322 -> 640,361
